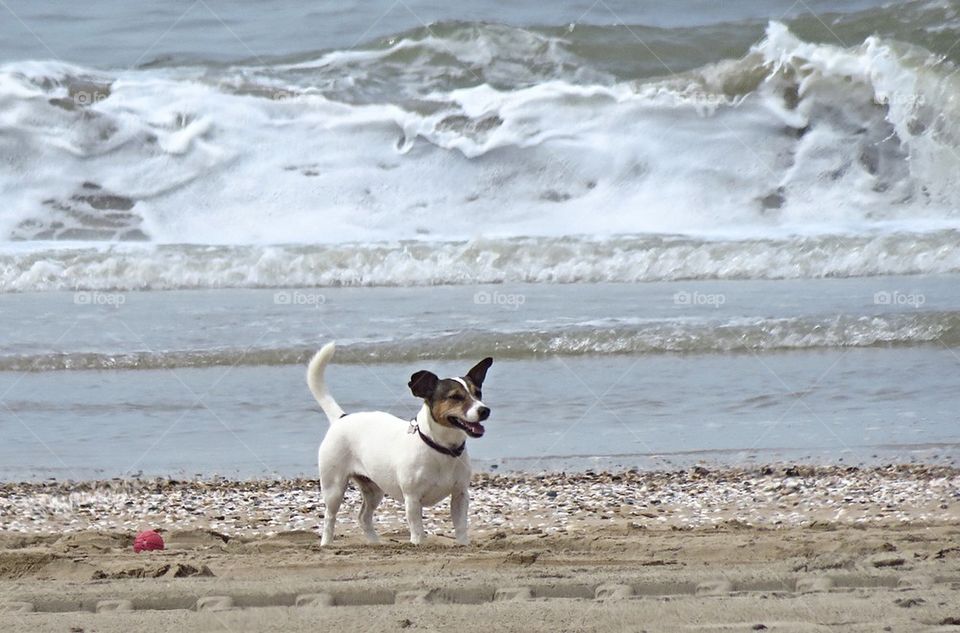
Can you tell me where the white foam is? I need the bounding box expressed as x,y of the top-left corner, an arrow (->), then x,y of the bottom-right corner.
2,232 -> 959,292
0,23 -> 958,252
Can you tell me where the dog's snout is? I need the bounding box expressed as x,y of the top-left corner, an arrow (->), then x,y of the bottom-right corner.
477,406 -> 490,421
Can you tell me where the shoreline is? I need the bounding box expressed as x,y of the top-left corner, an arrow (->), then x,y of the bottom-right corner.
3,464 -> 957,537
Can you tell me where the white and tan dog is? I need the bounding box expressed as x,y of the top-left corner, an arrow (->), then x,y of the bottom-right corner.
307,342 -> 493,546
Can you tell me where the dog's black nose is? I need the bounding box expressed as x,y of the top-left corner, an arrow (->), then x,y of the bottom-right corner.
477,406 -> 490,421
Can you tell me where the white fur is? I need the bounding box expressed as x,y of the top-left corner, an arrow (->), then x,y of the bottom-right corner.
307,342 -> 474,546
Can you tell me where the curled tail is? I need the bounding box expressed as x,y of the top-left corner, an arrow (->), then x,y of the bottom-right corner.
307,342 -> 345,422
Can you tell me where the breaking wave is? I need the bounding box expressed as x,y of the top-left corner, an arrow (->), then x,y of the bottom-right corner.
0,20 -> 959,253
3,311 -> 958,371
2,231 -> 959,292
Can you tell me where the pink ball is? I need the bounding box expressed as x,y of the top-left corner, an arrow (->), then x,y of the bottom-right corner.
133,530 -> 164,553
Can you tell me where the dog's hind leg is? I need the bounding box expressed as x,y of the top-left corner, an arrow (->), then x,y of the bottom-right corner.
354,475 -> 383,543
320,476 -> 347,546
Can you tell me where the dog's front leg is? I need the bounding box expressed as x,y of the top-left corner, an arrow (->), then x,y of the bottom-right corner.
404,496 -> 425,545
451,489 -> 469,545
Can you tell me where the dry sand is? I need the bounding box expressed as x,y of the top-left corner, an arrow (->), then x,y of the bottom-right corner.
1,466 -> 959,632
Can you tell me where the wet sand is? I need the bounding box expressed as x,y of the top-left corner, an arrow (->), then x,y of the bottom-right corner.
2,466 -> 959,631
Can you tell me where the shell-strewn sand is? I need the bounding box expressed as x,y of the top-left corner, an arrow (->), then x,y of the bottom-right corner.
3,465 -> 957,535
2,465 -> 959,632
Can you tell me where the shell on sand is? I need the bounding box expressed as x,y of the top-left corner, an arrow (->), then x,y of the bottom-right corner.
0,465 -> 957,536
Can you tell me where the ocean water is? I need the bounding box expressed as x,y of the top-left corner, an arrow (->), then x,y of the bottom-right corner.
1,0 -> 959,479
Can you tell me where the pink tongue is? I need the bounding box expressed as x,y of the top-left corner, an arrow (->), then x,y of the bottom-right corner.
452,417 -> 484,436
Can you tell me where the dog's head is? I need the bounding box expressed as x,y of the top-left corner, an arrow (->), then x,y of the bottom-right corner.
408,358 -> 493,438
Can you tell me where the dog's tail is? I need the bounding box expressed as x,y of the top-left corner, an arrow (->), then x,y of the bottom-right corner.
307,342 -> 346,422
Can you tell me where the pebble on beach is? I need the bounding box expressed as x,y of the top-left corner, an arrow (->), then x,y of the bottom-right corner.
0,465 -> 956,536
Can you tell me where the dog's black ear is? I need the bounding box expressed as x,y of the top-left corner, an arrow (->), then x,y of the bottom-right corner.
466,357 -> 493,388
409,370 -> 439,399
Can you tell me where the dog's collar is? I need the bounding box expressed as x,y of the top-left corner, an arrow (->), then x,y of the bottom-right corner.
412,421 -> 465,458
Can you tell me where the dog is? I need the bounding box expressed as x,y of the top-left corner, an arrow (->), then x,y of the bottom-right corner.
307,342 -> 493,546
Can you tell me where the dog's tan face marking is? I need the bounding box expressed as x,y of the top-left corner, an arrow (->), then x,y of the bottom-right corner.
408,358 -> 493,438
429,379 -> 479,433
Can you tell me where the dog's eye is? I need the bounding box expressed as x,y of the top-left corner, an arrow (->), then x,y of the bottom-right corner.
449,393 -> 465,401
475,391 -> 482,400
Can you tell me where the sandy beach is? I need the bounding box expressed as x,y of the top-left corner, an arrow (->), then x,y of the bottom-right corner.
5,0 -> 960,630
2,465 -> 959,632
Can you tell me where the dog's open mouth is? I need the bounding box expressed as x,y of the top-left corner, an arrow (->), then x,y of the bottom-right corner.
447,415 -> 485,438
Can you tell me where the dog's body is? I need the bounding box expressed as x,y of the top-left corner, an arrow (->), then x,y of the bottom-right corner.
307,342 -> 492,546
